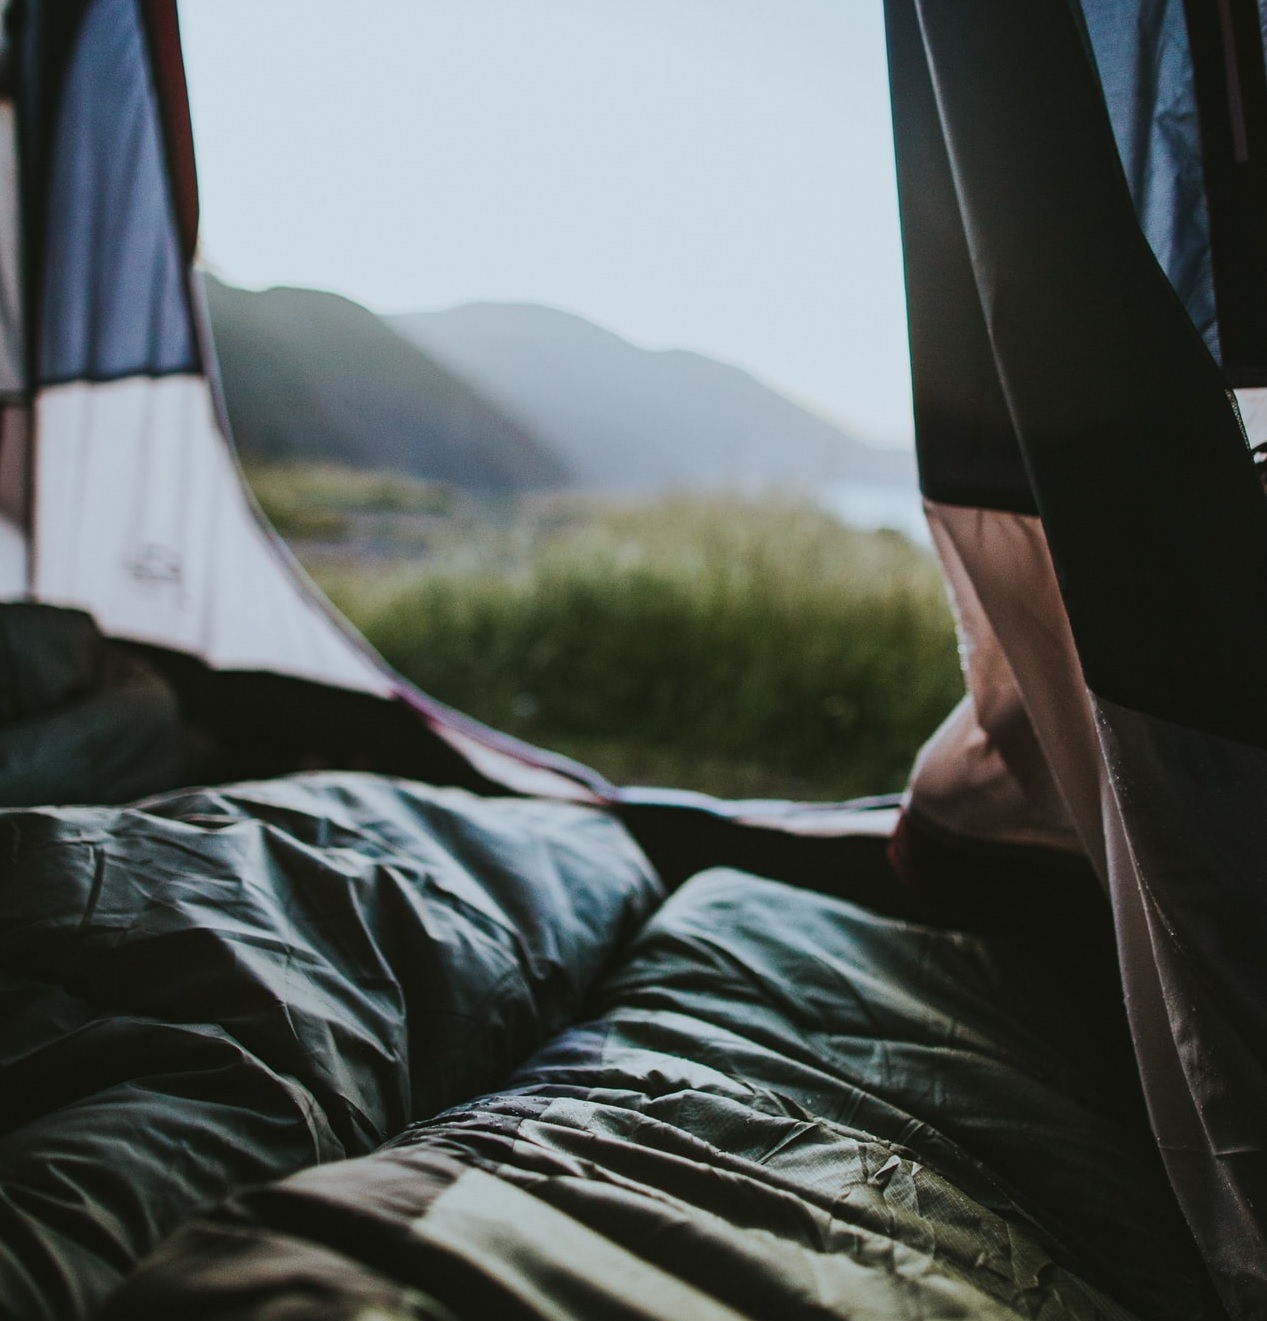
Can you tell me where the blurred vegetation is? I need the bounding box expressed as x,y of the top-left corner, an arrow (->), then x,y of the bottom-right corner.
243,460 -> 452,543
242,462 -> 962,799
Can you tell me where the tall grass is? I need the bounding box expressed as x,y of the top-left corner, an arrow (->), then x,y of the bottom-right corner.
311,493 -> 962,800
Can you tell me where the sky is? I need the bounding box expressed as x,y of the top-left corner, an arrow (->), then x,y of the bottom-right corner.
176,0 -> 914,446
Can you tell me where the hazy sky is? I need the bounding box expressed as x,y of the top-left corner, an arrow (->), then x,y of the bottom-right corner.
176,1 -> 913,445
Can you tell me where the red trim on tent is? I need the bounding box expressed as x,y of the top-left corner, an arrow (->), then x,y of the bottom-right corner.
138,0 -> 198,261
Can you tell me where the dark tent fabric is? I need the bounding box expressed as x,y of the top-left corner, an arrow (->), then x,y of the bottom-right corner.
887,0 -> 1267,1310
1076,0 -> 1218,362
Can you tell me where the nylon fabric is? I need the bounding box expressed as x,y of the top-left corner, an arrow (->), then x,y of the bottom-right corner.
911,503 -> 1088,859
883,0 -> 1035,515
1076,0 -> 1219,358
1091,698 -> 1267,1298
908,0 -> 1267,748
39,0 -> 196,383
33,375 -> 392,692
107,870 -> 1212,1321
0,775 -> 660,1319
894,4 -> 1267,1307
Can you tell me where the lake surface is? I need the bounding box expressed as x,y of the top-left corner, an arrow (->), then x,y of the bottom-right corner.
820,481 -> 928,544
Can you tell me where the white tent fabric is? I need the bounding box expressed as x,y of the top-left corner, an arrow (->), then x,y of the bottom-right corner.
1234,386 -> 1267,447
33,374 -> 391,692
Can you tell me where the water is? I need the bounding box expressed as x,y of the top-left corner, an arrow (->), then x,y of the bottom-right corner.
820,481 -> 928,544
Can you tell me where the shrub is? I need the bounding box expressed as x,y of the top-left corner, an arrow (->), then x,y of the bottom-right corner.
317,494 -> 962,800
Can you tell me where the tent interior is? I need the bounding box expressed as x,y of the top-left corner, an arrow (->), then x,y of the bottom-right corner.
0,0 -> 1264,1318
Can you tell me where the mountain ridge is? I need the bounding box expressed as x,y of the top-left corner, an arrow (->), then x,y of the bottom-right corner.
204,276 -> 566,493
204,275 -> 915,497
392,300 -> 915,494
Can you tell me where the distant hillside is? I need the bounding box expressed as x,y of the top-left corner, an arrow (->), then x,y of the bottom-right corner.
203,277 -> 566,494
392,303 -> 915,494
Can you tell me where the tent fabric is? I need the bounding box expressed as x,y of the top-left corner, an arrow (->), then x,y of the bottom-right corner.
5,0 -> 641,805
0,101 -> 25,397
0,774 -> 661,1319
105,868 -> 1214,1321
909,0 -> 1267,741
15,0 -> 401,702
1076,0 -> 1219,360
0,0 -> 419,724
905,491 -> 1267,1308
905,507 -> 1091,859
136,0 -> 199,262
1162,0 -> 1267,383
32,374 -> 393,691
887,0 -> 1267,1310
0,517 -> 21,596
38,0 -> 196,384
3,0 -> 931,816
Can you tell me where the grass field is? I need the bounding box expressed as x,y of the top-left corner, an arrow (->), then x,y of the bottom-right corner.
245,462 -> 963,800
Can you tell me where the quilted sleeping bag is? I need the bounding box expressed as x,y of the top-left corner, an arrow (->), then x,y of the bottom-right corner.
0,770 -> 1220,1319
105,864 -> 1216,1321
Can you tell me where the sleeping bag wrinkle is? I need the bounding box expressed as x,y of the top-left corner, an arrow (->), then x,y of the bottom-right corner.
0,1022 -> 338,1321
109,1138 -> 1061,1321
0,773 -> 661,1320
108,867 -> 1216,1321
